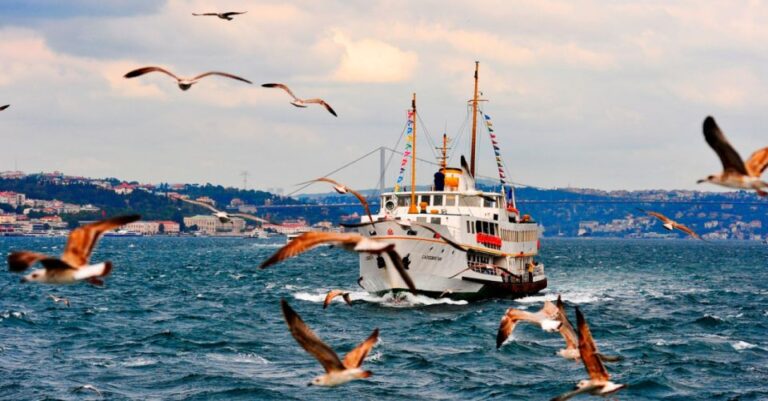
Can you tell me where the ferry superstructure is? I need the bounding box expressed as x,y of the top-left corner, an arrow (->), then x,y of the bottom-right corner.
357,62 -> 547,300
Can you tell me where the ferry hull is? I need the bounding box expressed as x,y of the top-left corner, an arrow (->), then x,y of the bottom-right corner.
357,222 -> 546,300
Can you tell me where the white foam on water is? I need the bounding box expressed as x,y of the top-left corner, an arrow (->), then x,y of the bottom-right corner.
207,352 -> 270,364
515,292 -> 599,305
292,290 -> 467,307
123,357 -> 157,367
366,351 -> 383,362
731,341 -> 757,351
249,243 -> 282,249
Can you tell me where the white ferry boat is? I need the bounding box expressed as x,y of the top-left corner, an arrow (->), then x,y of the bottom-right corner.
357,62 -> 546,300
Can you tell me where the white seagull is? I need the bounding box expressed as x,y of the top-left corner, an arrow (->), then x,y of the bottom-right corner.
303,177 -> 373,224
124,66 -> 252,91
73,384 -> 102,397
8,215 -> 140,285
260,232 -> 416,292
698,116 -> 768,196
281,299 -> 378,386
262,83 -> 337,116
8,215 -> 141,285
323,289 -> 353,309
496,301 -> 561,349
550,307 -> 626,401
552,296 -> 620,362
637,208 -> 701,240
48,294 -> 71,307
192,11 -> 247,21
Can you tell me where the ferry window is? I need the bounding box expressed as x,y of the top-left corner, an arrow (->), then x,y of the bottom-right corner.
432,195 -> 443,206
445,194 -> 457,206
475,221 -> 481,233
430,217 -> 441,225
491,223 -> 498,236
466,221 -> 471,233
397,196 -> 410,207
460,196 -> 481,207
419,194 -> 431,206
416,217 -> 427,223
482,221 -> 489,234
483,197 -> 495,208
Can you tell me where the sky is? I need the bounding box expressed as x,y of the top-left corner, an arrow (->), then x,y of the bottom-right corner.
1,0 -> 768,193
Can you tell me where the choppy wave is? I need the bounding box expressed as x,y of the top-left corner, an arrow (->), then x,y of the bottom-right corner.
293,290 -> 468,307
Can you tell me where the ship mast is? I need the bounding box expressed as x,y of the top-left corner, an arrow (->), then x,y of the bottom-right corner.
408,93 -> 418,214
469,61 -> 480,176
441,133 -> 448,172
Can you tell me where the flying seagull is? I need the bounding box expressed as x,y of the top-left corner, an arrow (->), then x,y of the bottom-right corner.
192,11 -> 247,20
550,307 -> 626,401
176,197 -> 231,223
341,220 -> 467,253
8,215 -> 140,285
0,105 -> 9,111
698,116 -> 768,196
262,83 -> 337,116
48,294 -> 71,307
496,301 -> 561,349
637,208 -> 701,240
303,177 -> 373,223
260,232 -> 417,292
73,384 -> 102,397
124,66 -> 252,91
552,296 -> 620,362
281,299 -> 378,386
324,289 -> 352,309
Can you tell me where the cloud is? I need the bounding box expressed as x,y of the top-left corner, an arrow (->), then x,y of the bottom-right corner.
330,31 -> 418,83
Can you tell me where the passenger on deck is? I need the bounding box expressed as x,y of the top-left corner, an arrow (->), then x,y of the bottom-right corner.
434,170 -> 445,191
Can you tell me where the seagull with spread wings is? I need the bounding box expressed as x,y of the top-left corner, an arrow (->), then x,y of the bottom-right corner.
8,215 -> 140,285
281,300 -> 378,386
552,296 -> 620,362
177,197 -> 231,223
323,289 -> 353,309
698,116 -> 768,196
192,11 -> 247,20
550,307 -> 626,401
262,83 -> 337,116
496,301 -> 561,349
260,232 -> 416,293
124,66 -> 252,91
638,208 -> 702,240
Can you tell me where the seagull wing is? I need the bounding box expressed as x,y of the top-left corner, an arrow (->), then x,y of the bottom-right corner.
556,296 -> 578,351
496,308 -> 520,348
0,105 -> 9,111
745,147 -> 768,177
303,98 -> 337,117
575,307 -> 610,382
549,384 -> 600,401
346,188 -> 373,224
221,11 -> 247,17
261,83 -> 299,101
231,213 -> 269,224
124,66 -> 180,81
323,289 -> 346,309
281,300 -> 345,373
400,221 -> 468,252
180,198 -> 221,213
7,251 -> 50,272
382,248 -> 417,292
260,232 -> 362,269
342,292 -> 352,306
674,223 -> 701,240
192,13 -> 219,16
60,215 -> 141,267
192,71 -> 252,84
703,116 -> 748,175
644,210 -> 671,224
342,328 -> 379,369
